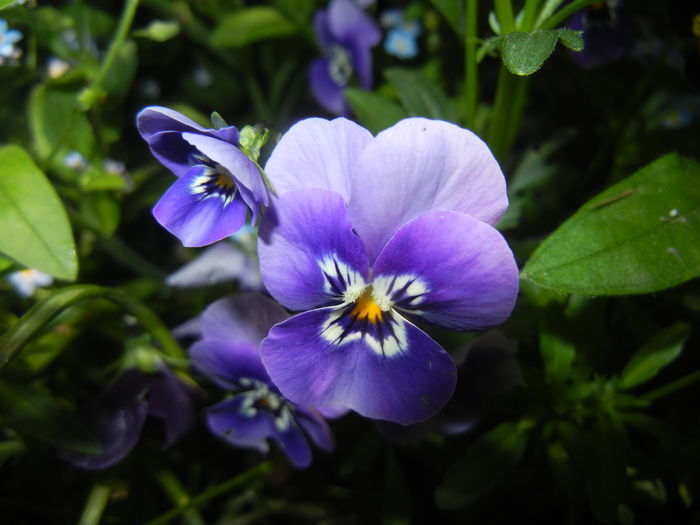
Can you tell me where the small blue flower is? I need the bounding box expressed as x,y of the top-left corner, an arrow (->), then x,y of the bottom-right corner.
190,294 -> 339,468
0,18 -> 22,64
136,106 -> 269,247
7,269 -> 53,297
381,9 -> 422,60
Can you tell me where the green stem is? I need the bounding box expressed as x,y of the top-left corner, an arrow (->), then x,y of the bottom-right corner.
78,484 -> 111,525
494,0 -> 516,34
79,0 -> 140,110
464,0 -> 479,129
144,462 -> 272,525
520,0 -> 542,31
540,0 -> 600,30
487,66 -> 529,163
0,285 -> 184,370
640,369 -> 700,404
154,469 -> 205,525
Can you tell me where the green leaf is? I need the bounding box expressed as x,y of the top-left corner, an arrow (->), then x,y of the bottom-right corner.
210,7 -> 296,48
619,323 -> 689,390
428,0 -> 463,37
133,19 -> 180,42
498,29 -> 583,75
79,192 -> 121,236
385,68 -> 456,121
0,380 -> 101,454
435,420 -> 532,509
521,154 -> 700,295
557,28 -> 584,51
0,0 -> 22,9
0,145 -> 77,280
29,85 -> 95,160
345,89 -> 407,135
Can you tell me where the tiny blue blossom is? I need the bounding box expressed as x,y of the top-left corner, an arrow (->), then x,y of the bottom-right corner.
0,18 -> 22,65
381,9 -> 422,60
7,269 -> 53,297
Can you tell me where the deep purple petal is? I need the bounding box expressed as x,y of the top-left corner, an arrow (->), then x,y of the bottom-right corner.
152,166 -> 248,247
373,210 -> 519,331
347,118 -> 508,262
190,339 -> 270,388
181,133 -> 269,206
261,308 -> 457,425
348,41 -> 374,88
136,106 -> 206,142
264,117 -> 372,199
294,406 -> 334,451
258,189 -> 369,311
147,131 -> 197,177
206,397 -> 274,453
309,58 -> 350,116
313,9 -> 333,51
327,0 -> 381,48
146,367 -> 196,447
200,294 -> 288,347
274,425 -> 313,468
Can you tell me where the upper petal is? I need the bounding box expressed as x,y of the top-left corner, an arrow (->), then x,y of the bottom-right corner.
136,106 -> 207,142
146,367 -> 197,447
347,118 -> 508,262
327,0 -> 381,48
372,210 -> 519,331
258,189 -> 369,311
190,339 -> 270,389
264,117 -> 372,200
309,58 -> 350,116
260,307 -> 457,425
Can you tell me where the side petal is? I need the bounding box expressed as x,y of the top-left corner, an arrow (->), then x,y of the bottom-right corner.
372,210 -> 519,331
258,189 -> 369,311
206,397 -> 274,453
136,106 -> 206,142
153,166 -> 248,247
146,367 -> 196,447
200,294 -> 288,346
264,116 -> 372,199
294,406 -> 335,451
190,339 -> 270,388
181,133 -> 269,207
274,424 -> 313,468
348,118 -> 508,262
309,58 -> 350,116
261,308 -> 457,425
147,131 -> 197,177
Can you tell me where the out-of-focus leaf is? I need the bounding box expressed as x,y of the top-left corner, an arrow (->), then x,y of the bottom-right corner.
521,154 -> 700,295
0,380 -> 101,454
584,414 -> 627,523
79,192 -> 121,236
0,145 -> 77,280
273,0 -> 315,28
428,0 -> 463,36
29,85 -> 95,160
385,68 -> 457,121
435,420 -> 532,509
0,256 -> 13,272
0,0 -> 22,9
210,7 -> 296,48
619,323 -> 689,390
133,20 -> 180,42
346,89 -> 407,135
539,316 -> 575,387
102,39 -> 137,101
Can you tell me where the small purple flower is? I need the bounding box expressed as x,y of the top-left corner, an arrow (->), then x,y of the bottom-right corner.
257,117 -> 519,425
190,294 -> 337,468
310,0 -> 381,115
568,0 -> 631,68
60,367 -> 196,470
136,106 -> 269,247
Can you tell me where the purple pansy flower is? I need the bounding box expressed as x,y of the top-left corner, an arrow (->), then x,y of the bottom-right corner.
136,106 -> 269,247
60,367 -> 196,470
257,117 -> 519,425
310,0 -> 381,116
567,0 -> 631,68
190,294 -> 337,468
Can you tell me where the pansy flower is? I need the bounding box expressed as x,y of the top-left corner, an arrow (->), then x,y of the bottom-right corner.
136,106 -> 269,247
310,0 -> 381,115
258,117 -> 519,425
60,366 -> 196,470
190,294 -> 337,468
567,0 -> 631,68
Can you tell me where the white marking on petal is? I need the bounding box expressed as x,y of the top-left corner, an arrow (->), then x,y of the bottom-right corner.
320,308 -> 362,346
274,406 -> 292,431
364,318 -> 408,358
372,274 -> 430,309
317,254 -> 366,298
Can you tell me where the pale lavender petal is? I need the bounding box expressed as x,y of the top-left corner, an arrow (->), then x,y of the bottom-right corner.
294,407 -> 334,451
190,339 -> 269,388
136,106 -> 206,142
373,210 -> 519,331
264,117 -> 372,199
152,166 -> 248,247
261,308 -> 457,425
348,118 -> 508,262
327,0 -> 381,47
309,58 -> 349,116
146,367 -> 196,447
200,294 -> 288,346
181,133 -> 269,206
258,189 -> 369,311
206,397 -> 274,453
166,242 -> 258,289
275,425 -> 312,468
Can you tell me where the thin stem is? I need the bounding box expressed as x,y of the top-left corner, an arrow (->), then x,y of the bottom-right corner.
154,469 -> 205,525
488,65 -> 528,163
78,483 -> 111,525
464,0 -> 479,129
144,462 -> 272,525
79,0 -> 140,110
520,0 -> 542,31
641,369 -> 700,404
494,0 -> 516,34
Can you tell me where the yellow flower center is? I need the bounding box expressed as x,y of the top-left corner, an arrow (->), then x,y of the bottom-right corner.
350,287 -> 383,324
214,173 -> 235,189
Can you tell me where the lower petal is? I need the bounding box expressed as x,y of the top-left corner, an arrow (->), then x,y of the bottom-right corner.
309,58 -> 349,116
274,425 -> 313,468
206,397 -> 275,452
261,308 -> 457,425
153,166 -> 248,247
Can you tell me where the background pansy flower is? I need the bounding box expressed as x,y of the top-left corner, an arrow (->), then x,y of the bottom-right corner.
0,19 -> 22,65
567,0 -> 631,68
7,269 -> 53,297
310,0 -> 381,115
60,366 -> 196,470
190,294 -> 337,468
381,8 -> 422,60
258,117 -> 519,425
136,106 -> 269,247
